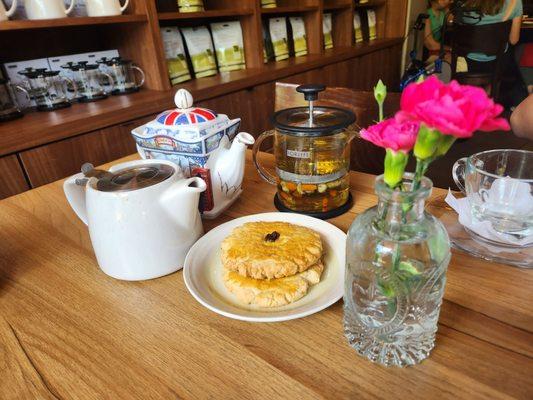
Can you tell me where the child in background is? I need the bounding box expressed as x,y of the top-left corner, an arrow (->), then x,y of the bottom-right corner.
424,0 -> 452,59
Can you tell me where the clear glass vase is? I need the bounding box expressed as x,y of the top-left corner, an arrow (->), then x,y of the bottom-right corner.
344,173 -> 451,367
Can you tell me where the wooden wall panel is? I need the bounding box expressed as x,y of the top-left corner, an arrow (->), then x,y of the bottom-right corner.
0,155 -> 30,199
19,116 -> 153,188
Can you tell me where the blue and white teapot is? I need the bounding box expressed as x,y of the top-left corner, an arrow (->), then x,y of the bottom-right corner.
131,89 -> 255,219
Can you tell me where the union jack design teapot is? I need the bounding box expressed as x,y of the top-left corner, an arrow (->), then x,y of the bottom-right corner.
131,89 -> 255,218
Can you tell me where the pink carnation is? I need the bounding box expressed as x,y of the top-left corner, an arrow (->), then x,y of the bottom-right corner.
397,76 -> 510,138
360,118 -> 420,152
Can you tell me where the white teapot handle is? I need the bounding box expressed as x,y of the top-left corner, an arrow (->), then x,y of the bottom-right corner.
63,173 -> 88,225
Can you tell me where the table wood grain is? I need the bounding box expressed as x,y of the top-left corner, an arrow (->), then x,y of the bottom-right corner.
0,152 -> 532,400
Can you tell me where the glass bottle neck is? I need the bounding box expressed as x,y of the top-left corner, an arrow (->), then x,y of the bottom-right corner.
375,197 -> 426,237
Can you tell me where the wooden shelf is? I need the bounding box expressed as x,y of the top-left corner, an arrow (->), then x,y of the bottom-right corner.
260,6 -> 319,14
354,0 -> 386,8
324,4 -> 352,11
158,9 -> 254,20
0,37 -> 403,158
0,14 -> 147,31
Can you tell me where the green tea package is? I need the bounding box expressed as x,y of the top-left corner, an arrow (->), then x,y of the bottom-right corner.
210,21 -> 246,72
178,0 -> 204,12
289,17 -> 307,57
323,13 -> 333,49
161,27 -> 191,85
261,0 -> 277,8
269,18 -> 289,62
354,12 -> 363,43
367,9 -> 377,40
181,26 -> 217,78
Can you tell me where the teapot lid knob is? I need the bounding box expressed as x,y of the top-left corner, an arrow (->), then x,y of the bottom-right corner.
174,89 -> 194,110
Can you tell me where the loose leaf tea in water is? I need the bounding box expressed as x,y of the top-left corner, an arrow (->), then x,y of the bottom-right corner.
354,12 -> 363,43
289,17 -> 308,57
161,27 -> 191,85
210,21 -> 246,72
181,26 -> 217,78
323,13 -> 333,49
269,18 -> 289,61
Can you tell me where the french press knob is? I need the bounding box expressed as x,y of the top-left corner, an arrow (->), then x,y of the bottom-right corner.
296,84 -> 325,126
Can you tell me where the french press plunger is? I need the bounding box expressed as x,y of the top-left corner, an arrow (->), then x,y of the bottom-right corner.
253,84 -> 356,219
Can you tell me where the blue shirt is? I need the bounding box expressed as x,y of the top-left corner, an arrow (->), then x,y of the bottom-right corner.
462,0 -> 523,62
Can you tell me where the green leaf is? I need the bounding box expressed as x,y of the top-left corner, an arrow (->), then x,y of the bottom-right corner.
398,261 -> 420,276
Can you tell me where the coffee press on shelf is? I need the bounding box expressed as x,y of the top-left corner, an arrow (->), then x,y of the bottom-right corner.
61,61 -> 115,103
252,84 -> 357,219
0,78 -> 30,122
97,57 -> 145,95
18,67 -> 77,111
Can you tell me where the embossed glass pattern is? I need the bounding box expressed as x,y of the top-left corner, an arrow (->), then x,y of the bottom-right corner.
344,174 -> 451,366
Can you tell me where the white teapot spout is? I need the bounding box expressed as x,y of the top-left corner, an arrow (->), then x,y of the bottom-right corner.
160,176 -> 207,231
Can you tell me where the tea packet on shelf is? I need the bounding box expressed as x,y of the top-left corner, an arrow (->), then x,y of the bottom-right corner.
181,26 -> 217,78
269,18 -> 290,62
367,9 -> 377,40
161,27 -> 191,85
261,0 -> 277,8
210,21 -> 246,72
354,12 -> 363,43
289,17 -> 307,57
262,25 -> 273,63
323,13 -> 333,49
178,0 -> 204,12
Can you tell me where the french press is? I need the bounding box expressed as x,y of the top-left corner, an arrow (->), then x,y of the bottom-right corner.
18,68 -> 78,111
0,78 -> 30,122
97,57 -> 145,95
252,84 -> 356,219
61,61 -> 115,103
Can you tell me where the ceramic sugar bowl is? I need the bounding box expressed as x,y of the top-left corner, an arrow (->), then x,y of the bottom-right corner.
131,89 -> 255,219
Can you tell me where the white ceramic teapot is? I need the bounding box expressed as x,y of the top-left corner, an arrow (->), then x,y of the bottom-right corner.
64,159 -> 206,281
131,89 -> 255,219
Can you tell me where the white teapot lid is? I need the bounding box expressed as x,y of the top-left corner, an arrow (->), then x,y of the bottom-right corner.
155,89 -> 218,126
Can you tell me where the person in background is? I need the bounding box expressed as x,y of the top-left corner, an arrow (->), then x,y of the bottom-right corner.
511,94 -> 533,139
461,0 -> 527,106
424,0 -> 452,60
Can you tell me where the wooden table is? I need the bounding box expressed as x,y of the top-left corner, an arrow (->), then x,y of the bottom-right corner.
1,152 -> 532,400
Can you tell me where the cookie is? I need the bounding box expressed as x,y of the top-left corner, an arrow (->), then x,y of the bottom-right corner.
221,221 -> 323,279
223,262 -> 324,308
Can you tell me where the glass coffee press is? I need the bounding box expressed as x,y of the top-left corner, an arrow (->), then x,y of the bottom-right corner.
253,84 -> 356,219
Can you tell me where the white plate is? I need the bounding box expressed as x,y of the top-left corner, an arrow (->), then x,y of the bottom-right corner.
183,212 -> 347,322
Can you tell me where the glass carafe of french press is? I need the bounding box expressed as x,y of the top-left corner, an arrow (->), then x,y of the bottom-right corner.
0,78 -> 30,122
253,84 -> 357,218
97,57 -> 145,95
18,68 -> 78,111
62,61 -> 114,102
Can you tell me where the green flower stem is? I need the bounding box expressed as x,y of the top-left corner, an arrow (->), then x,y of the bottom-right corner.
412,157 -> 429,192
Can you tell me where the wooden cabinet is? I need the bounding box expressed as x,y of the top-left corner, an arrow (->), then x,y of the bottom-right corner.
19,115 -> 153,188
0,155 -> 30,199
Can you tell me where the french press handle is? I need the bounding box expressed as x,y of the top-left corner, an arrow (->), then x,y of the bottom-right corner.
296,84 -> 325,101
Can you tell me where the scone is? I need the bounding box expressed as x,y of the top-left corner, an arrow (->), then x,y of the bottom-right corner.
223,262 -> 324,308
221,221 -> 323,279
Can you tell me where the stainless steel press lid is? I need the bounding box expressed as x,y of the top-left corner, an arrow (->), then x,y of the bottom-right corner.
271,84 -> 356,137
90,163 -> 175,192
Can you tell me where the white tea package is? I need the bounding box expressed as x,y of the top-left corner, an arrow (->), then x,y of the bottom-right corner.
367,9 -> 377,40
181,26 -> 217,78
354,12 -> 363,43
178,0 -> 204,12
261,0 -> 277,8
210,21 -> 246,72
289,17 -> 307,57
269,18 -> 289,62
323,13 -> 333,49
161,27 -> 191,84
